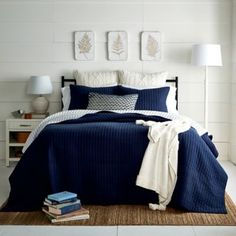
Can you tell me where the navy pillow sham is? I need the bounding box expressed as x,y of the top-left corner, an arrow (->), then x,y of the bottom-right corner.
69,85 -> 118,110
118,86 -> 170,112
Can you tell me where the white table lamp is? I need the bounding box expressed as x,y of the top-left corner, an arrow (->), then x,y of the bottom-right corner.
191,44 -> 222,129
27,75 -> 53,114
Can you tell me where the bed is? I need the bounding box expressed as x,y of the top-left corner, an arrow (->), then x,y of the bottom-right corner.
2,70 -> 228,213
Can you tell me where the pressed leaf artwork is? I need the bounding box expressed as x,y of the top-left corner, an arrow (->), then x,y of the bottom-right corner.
112,34 -> 124,56
141,31 -> 161,61
74,31 -> 95,60
108,31 -> 128,61
146,34 -> 159,58
78,33 -> 92,55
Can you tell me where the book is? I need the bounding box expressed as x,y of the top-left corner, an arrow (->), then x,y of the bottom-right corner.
51,214 -> 89,223
48,200 -> 81,215
31,112 -> 49,119
44,199 -> 80,208
42,207 -> 89,220
47,191 -> 77,203
44,197 -> 77,205
42,207 -> 89,223
44,199 -> 81,209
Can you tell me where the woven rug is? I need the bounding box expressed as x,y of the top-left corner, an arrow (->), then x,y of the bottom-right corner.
0,194 -> 236,226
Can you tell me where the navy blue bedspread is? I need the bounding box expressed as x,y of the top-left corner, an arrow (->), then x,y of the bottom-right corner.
2,112 -> 227,213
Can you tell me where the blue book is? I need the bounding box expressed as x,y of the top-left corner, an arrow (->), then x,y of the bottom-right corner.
45,197 -> 77,205
48,200 -> 81,215
47,191 -> 77,203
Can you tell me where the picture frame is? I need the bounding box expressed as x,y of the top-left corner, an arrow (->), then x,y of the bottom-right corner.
74,31 -> 95,61
141,31 -> 161,61
108,31 -> 128,61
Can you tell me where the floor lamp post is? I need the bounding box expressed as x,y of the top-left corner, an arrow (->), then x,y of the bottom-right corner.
191,44 -> 222,130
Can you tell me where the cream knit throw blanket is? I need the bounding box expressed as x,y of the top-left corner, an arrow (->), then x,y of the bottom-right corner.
136,119 -> 190,211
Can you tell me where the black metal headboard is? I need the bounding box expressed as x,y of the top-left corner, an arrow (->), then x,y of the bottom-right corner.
166,76 -> 178,110
61,75 -> 179,110
61,76 -> 77,87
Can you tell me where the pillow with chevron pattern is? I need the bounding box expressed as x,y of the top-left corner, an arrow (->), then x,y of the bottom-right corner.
87,93 -> 138,110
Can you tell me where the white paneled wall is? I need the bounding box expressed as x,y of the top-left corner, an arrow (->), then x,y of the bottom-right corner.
231,0 -> 236,164
0,0 -> 232,161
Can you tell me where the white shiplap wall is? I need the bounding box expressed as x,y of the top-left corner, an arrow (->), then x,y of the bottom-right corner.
0,0 -> 232,160
231,0 -> 236,164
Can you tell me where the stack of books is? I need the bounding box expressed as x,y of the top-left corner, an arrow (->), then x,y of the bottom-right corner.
31,112 -> 49,119
42,191 -> 89,223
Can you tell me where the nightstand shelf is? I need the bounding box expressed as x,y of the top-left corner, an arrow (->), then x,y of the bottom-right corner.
5,119 -> 42,166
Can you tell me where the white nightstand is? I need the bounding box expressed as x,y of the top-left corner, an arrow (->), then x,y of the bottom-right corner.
5,119 -> 43,166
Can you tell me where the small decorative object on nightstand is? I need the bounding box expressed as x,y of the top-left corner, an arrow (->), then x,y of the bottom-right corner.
11,109 -> 25,118
5,118 -> 43,166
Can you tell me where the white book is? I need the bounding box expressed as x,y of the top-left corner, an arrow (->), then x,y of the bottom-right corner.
51,214 -> 89,223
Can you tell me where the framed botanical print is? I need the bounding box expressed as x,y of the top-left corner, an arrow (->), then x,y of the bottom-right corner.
74,31 -> 95,61
141,31 -> 161,61
108,31 -> 128,61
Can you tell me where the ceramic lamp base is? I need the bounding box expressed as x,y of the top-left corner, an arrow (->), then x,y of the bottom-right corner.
32,96 -> 49,114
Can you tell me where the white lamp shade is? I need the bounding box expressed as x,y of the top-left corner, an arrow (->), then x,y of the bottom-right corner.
191,44 -> 222,66
27,75 -> 53,95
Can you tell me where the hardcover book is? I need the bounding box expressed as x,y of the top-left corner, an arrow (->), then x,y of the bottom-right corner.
31,112 -> 49,119
48,201 -> 81,215
42,207 -> 89,223
46,199 -> 81,210
51,214 -> 89,223
47,191 -> 77,203
42,207 -> 89,220
44,197 -> 77,205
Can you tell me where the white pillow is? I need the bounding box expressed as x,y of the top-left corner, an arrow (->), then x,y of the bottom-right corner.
61,86 -> 70,111
73,70 -> 118,87
118,70 -> 168,88
166,86 -> 178,114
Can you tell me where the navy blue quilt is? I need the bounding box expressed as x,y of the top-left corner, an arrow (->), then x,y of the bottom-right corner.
2,112 -> 227,213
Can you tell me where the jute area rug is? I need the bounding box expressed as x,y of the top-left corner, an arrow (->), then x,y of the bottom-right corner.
0,194 -> 236,226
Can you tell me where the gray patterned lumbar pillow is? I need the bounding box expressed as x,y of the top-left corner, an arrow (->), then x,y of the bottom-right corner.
87,93 -> 138,110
